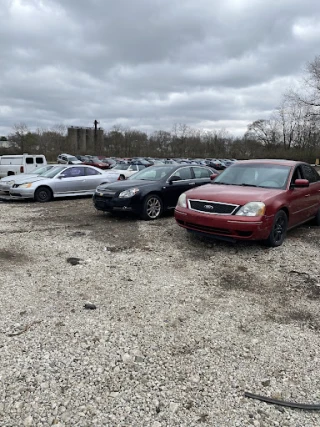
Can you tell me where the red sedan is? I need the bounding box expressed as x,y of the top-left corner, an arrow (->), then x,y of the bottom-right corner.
174,160 -> 320,247
82,157 -> 110,170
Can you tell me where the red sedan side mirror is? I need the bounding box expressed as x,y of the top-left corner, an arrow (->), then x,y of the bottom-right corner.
294,179 -> 309,187
210,173 -> 219,180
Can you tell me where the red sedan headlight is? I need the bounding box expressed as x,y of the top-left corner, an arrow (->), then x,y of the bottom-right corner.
235,202 -> 266,216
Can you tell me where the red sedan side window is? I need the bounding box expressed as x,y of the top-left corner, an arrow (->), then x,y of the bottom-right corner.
301,165 -> 320,183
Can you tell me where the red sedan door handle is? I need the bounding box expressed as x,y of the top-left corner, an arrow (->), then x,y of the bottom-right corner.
304,194 -> 310,197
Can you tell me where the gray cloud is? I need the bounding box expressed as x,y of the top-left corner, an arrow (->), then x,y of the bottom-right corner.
1,0 -> 320,137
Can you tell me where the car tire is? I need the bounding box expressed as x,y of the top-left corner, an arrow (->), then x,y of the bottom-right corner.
34,186 -> 52,203
264,210 -> 288,247
141,194 -> 163,220
119,175 -> 125,180
314,207 -> 320,226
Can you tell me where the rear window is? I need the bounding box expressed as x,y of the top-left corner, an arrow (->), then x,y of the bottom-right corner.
36,157 -> 44,164
26,158 -> 34,164
113,164 -> 129,170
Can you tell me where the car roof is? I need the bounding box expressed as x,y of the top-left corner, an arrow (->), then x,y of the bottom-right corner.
235,159 -> 304,167
150,164 -> 209,168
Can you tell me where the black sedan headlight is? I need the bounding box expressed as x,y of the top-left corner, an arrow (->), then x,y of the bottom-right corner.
119,188 -> 140,198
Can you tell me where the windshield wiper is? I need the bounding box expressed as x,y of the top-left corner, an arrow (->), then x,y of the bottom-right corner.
239,183 -> 258,187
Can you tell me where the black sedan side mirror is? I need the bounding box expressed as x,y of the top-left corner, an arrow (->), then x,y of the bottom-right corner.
168,175 -> 182,184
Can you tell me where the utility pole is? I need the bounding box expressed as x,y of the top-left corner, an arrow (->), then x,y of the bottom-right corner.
94,119 -> 99,152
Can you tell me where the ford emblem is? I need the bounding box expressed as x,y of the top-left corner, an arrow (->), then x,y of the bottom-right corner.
204,204 -> 213,210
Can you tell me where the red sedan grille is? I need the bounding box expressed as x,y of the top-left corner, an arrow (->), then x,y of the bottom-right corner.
189,200 -> 239,214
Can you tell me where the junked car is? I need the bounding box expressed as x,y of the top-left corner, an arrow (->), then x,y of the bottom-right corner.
81,157 -> 111,170
174,159 -> 320,247
57,154 -> 83,165
93,164 -> 219,220
108,163 -> 146,180
0,164 -> 57,194
9,165 -> 121,202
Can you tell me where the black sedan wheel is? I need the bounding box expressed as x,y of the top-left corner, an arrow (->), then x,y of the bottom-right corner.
265,210 -> 288,247
141,194 -> 163,220
35,186 -> 52,203
315,207 -> 320,226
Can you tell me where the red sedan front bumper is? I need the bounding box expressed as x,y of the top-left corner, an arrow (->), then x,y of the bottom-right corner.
174,207 -> 274,241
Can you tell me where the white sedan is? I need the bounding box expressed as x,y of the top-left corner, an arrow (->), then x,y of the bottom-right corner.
109,163 -> 146,180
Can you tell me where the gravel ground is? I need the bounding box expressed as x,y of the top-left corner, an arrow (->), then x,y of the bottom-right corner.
0,196 -> 320,427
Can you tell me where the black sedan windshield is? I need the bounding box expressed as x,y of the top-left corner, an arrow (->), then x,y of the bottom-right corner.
213,163 -> 291,189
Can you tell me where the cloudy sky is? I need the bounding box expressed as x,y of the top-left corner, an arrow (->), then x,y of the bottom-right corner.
1,0 -> 320,137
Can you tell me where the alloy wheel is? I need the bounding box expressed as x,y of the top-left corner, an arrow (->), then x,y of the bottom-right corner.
146,197 -> 161,219
273,215 -> 285,244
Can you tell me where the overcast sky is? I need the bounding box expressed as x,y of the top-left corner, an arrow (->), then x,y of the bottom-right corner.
1,0 -> 320,137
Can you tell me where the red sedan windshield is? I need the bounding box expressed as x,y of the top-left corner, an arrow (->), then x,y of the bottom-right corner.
213,163 -> 291,189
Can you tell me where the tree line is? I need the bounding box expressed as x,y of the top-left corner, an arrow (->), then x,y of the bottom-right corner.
2,56 -> 320,163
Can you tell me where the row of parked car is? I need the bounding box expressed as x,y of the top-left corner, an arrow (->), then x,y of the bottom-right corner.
0,163 -> 219,203
1,159 -> 319,247
57,153 -> 237,170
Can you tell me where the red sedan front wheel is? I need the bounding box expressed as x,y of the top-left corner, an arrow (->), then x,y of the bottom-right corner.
265,210 -> 288,247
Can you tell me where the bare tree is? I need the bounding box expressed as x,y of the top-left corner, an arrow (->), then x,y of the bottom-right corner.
8,123 -> 29,152
149,130 -> 172,156
245,119 -> 280,147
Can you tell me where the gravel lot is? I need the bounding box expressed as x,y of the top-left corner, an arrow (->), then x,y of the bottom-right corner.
1,196 -> 320,427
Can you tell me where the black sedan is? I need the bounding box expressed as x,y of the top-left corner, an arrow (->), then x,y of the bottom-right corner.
93,164 -> 218,220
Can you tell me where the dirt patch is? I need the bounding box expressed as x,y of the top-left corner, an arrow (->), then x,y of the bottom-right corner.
218,272 -> 260,292
266,307 -> 320,331
287,270 -> 320,299
0,249 -> 29,264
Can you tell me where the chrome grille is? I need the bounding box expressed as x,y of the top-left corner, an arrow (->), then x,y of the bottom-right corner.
101,190 -> 116,196
189,199 -> 239,215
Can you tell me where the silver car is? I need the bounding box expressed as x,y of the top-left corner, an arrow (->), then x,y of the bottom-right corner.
57,153 -> 83,164
0,165 -> 57,194
9,165 -> 121,202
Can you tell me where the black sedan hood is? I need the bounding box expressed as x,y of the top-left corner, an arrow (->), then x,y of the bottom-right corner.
97,179 -> 157,192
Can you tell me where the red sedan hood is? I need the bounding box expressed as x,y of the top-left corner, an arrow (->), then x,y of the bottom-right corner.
186,183 -> 284,204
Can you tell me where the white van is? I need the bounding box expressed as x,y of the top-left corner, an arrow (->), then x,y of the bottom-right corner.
0,154 -> 47,178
